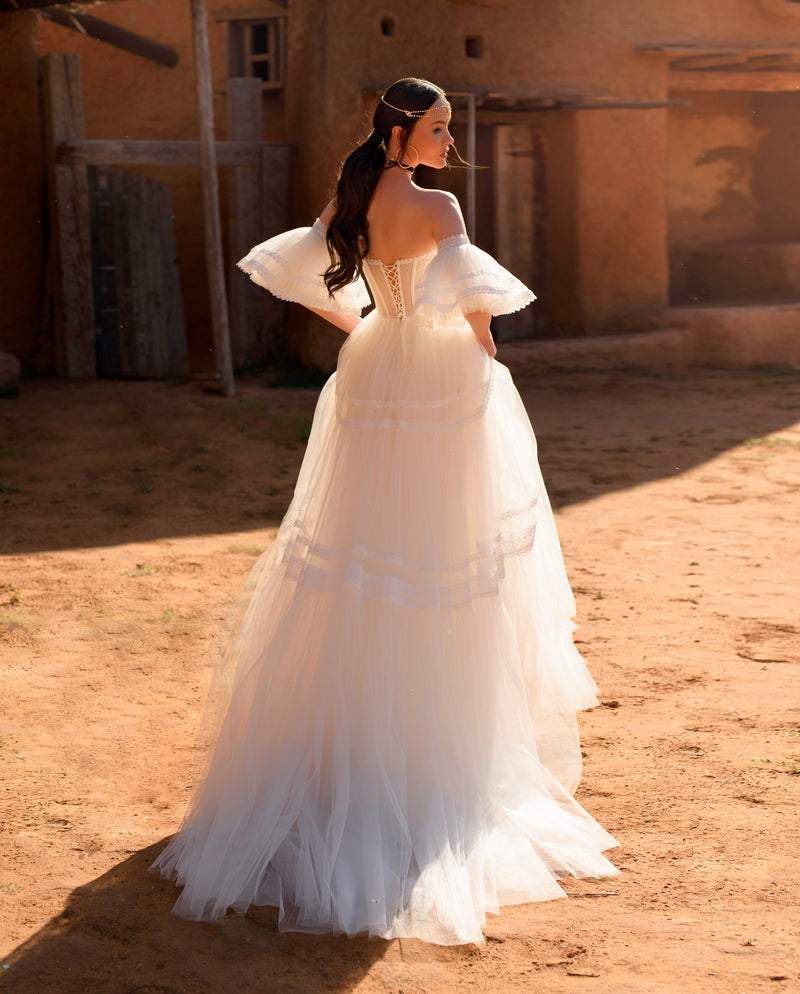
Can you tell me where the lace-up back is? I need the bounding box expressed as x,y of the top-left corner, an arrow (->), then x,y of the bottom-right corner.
363,249 -> 437,318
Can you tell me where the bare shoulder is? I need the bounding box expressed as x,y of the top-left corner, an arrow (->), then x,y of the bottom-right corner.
416,189 -> 466,241
319,198 -> 337,225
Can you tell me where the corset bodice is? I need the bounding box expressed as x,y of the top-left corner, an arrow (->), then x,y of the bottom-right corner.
362,249 -> 437,318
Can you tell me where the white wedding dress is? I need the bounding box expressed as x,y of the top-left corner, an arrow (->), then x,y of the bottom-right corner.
151,220 -> 619,945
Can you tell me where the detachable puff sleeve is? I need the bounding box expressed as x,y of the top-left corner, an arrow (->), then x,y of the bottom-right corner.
237,219 -> 371,318
416,234 -> 535,318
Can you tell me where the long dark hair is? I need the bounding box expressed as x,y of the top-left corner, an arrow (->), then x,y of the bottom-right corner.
323,78 -> 446,296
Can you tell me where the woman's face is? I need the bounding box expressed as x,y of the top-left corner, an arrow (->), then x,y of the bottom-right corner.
408,99 -> 453,169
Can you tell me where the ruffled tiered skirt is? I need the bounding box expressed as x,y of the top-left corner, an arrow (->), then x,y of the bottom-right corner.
151,309 -> 618,944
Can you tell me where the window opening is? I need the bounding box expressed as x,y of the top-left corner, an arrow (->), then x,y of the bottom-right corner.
465,35 -> 483,58
228,18 -> 286,89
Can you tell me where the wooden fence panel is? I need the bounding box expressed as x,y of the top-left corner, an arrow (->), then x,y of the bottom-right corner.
88,167 -> 121,376
90,167 -> 187,379
227,78 -> 264,368
42,54 -> 291,379
41,53 -> 95,377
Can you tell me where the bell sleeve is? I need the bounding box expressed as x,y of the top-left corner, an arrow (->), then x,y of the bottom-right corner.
237,219 -> 371,318
416,234 -> 535,318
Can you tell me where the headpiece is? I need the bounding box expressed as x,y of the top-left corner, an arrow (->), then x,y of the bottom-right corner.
380,94 -> 451,118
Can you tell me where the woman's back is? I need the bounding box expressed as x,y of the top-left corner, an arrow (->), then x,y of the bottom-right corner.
364,171 -> 453,264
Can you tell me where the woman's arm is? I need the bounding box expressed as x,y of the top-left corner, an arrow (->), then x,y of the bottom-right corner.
307,306 -> 361,335
428,194 -> 496,357
464,312 -> 496,358
306,200 -> 362,333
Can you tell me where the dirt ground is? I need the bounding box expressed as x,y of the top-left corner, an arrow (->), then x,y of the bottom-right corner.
1,365 -> 799,994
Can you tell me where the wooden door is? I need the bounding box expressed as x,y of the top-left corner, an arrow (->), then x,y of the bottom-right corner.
89,166 -> 188,378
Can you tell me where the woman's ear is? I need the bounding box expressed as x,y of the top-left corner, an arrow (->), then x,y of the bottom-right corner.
391,124 -> 405,147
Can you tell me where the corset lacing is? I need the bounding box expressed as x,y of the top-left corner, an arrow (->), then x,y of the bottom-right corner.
383,263 -> 405,317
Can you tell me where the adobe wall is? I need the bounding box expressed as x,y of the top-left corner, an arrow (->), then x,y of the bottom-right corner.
287,0 -> 800,343
0,12 -> 44,365
22,0 -> 800,369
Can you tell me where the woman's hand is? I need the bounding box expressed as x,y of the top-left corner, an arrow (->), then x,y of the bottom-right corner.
465,311 -> 496,358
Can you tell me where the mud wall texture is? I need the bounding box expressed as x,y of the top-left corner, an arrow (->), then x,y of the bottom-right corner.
4,0 -> 800,369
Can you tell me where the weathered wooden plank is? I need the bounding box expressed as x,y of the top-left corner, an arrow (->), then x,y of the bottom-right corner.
109,170 -> 134,377
128,176 -> 152,377
94,168 -> 188,379
41,53 -> 96,377
227,78 -> 263,368
56,139 -> 274,167
88,166 -> 122,377
665,70 -> 800,92
190,0 -> 235,397
147,179 -> 169,378
158,180 -> 188,378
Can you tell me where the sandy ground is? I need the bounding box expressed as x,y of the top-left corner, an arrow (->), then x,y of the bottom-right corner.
1,365 -> 799,994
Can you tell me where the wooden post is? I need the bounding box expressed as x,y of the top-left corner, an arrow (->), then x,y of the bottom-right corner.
189,0 -> 235,397
227,77 -> 263,368
41,53 -> 96,378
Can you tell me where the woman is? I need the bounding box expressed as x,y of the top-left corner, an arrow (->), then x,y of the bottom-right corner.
152,77 -> 619,946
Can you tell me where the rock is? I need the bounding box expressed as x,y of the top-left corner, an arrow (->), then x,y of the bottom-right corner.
0,351 -> 21,398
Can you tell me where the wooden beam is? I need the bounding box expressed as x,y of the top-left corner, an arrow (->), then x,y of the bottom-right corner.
742,54 -> 799,69
56,138 -> 275,166
451,100 -> 687,128
638,44 -> 800,58
190,0 -> 235,398
668,71 -> 800,92
670,54 -> 750,71
41,53 -> 96,378
556,100 -> 689,110
227,77 -> 263,368
39,10 -> 179,68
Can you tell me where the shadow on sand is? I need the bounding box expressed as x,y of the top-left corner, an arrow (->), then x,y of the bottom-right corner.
1,369 -> 799,556
3,841 -> 391,994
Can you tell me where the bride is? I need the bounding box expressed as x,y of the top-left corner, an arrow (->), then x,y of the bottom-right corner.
151,77 -> 619,946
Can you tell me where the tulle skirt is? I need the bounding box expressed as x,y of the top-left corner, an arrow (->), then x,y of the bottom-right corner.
151,309 -> 619,945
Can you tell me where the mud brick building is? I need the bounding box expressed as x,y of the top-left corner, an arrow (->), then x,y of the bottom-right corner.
2,0 -> 800,374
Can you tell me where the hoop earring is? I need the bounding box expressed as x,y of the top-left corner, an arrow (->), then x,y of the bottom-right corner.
401,143 -> 420,170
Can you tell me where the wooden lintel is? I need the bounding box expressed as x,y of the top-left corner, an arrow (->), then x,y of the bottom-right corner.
669,70 -> 800,92
638,45 -> 800,57
672,54 -> 800,73
555,99 -> 688,111
638,46 -> 740,57
39,10 -> 179,68
671,54 -> 749,71
743,54 -> 797,69
55,139 -> 285,167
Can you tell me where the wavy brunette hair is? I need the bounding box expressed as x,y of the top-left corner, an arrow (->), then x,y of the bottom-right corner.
323,78 -> 446,297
